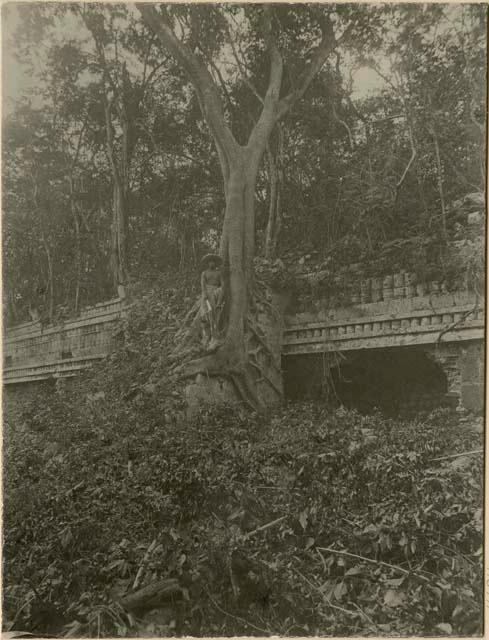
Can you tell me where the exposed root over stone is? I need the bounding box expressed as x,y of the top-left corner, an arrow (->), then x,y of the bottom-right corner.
175,347 -> 265,412
169,286 -> 283,412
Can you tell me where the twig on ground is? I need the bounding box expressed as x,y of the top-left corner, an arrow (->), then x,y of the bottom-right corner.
429,449 -> 482,462
132,538 -> 158,590
316,547 -> 328,572
293,566 -> 357,617
341,516 -> 358,528
352,601 -> 376,627
431,541 -> 476,566
316,546 -> 430,583
245,515 -> 287,539
205,589 -> 271,635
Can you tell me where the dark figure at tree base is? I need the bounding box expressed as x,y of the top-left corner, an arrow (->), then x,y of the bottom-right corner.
200,254 -> 224,349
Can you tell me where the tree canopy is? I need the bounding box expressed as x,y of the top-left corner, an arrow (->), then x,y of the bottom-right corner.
3,3 -> 485,325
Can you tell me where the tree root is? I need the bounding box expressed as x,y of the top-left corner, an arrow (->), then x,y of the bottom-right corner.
248,360 -> 283,396
246,318 -> 280,370
253,288 -> 283,323
229,370 -> 264,412
253,277 -> 283,307
176,353 -> 225,379
167,284 -> 283,413
172,304 -> 202,354
173,347 -> 268,412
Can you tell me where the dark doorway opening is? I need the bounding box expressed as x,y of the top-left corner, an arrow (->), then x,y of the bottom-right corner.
284,347 -> 448,416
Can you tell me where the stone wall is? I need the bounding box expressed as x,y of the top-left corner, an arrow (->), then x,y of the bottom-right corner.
283,287 -> 484,414
425,340 -> 484,413
4,287 -> 484,415
460,342 -> 485,412
4,298 -> 125,384
284,291 -> 484,356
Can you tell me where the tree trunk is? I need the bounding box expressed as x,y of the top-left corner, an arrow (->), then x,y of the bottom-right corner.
264,126 -> 284,259
180,148 -> 275,410
264,145 -> 278,259
430,125 -> 448,245
219,153 -> 258,359
111,181 -> 129,289
73,211 -> 81,312
32,176 -> 54,321
104,98 -> 131,293
69,182 -> 83,313
41,231 -> 54,321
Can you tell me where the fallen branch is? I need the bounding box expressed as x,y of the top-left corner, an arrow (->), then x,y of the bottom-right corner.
119,578 -> 182,612
205,590 -> 271,635
429,449 -> 482,462
245,515 -> 286,540
352,601 -> 375,626
132,538 -> 158,591
317,546 -> 430,583
293,567 -> 357,617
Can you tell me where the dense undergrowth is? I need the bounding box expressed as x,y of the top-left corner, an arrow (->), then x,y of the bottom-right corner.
3,273 -> 483,637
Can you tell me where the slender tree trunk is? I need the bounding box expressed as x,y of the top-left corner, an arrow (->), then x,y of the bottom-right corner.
430,124 -> 448,245
415,173 -> 429,220
264,145 -> 278,259
264,126 -> 284,259
40,230 -> 54,321
74,212 -> 81,312
69,182 -> 83,313
110,180 -> 129,289
220,163 -> 251,355
32,176 -> 54,320
104,99 -> 131,292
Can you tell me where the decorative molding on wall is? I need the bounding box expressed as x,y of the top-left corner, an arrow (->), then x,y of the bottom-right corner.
4,298 -> 125,384
3,291 -> 484,386
282,292 -> 483,356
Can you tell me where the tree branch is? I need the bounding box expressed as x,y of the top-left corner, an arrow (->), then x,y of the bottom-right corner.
224,20 -> 264,105
332,104 -> 354,149
247,6 -> 284,155
138,3 -> 237,162
277,13 -> 336,119
396,128 -> 416,191
69,119 -> 87,176
103,94 -> 121,185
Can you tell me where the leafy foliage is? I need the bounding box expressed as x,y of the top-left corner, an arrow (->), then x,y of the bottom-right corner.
3,281 -> 482,637
3,4 -> 485,323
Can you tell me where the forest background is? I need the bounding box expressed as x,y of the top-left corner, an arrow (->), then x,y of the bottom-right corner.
2,3 -> 486,637
3,3 -> 485,324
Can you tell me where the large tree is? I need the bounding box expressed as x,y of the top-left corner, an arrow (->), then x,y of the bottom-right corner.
4,3 -> 483,338
138,3 -> 368,407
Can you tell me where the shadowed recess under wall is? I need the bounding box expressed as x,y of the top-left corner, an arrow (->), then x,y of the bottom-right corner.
283,348 -> 452,416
